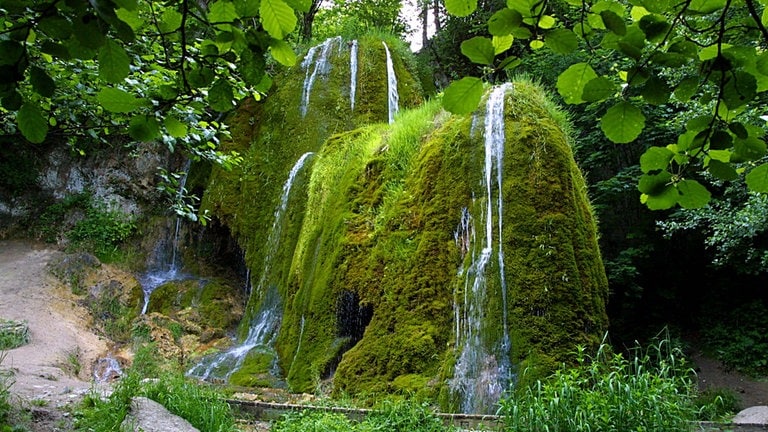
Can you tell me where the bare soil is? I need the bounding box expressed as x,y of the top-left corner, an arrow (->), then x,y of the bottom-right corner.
0,239 -> 766,431
0,240 -> 111,430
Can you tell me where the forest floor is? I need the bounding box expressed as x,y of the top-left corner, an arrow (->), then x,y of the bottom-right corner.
0,239 -> 766,431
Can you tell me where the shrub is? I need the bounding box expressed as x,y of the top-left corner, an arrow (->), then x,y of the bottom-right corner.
701,301 -> 768,376
498,336 -> 702,431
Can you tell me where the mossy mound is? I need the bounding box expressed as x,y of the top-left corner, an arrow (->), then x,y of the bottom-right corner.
275,81 -> 607,405
200,32 -> 606,410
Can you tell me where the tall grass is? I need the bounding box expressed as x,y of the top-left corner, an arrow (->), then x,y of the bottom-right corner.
74,370 -> 237,432
272,398 -> 454,432
499,336 -> 701,432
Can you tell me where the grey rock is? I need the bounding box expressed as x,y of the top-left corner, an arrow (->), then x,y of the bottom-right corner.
733,406 -> 768,424
120,397 -> 199,432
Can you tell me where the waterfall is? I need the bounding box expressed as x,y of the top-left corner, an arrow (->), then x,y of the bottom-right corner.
140,159 -> 192,315
188,152 -> 315,381
300,37 -> 343,117
350,40 -> 358,111
382,42 -> 399,124
450,83 -> 514,414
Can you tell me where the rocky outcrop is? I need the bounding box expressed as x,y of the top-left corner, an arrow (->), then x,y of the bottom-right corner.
733,406 -> 768,424
120,397 -> 199,432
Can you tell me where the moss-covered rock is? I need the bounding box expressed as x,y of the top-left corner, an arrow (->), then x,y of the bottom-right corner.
200,31 -> 606,412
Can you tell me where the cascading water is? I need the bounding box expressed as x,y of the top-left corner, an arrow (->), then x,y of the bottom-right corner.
350,40 -> 358,111
139,159 -> 192,314
300,37 -> 343,117
449,83 -> 514,414
187,152 -> 315,381
382,42 -> 399,124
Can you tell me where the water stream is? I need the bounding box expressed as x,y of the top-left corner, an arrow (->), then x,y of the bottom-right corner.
382,42 -> 399,124
139,159 -> 192,314
350,40 -> 358,111
300,37 -> 342,117
450,83 -> 514,414
187,152 -> 315,381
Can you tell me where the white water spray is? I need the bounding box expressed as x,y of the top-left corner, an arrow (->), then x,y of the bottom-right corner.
450,83 -> 514,414
300,37 -> 342,117
188,152 -> 315,381
350,40 -> 358,111
382,42 -> 399,124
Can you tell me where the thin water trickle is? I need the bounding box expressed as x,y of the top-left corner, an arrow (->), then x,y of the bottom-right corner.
382,42 -> 399,124
188,152 -> 315,382
300,37 -> 342,117
350,40 -> 358,111
450,83 -> 514,414
140,160 -> 192,315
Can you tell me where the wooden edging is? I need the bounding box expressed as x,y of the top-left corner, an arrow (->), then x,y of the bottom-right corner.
227,399 -> 768,431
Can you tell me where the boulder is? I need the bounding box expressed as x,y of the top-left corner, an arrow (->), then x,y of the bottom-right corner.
732,406 -> 768,424
120,397 -> 199,432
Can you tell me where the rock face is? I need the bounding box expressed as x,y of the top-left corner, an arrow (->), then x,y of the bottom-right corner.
733,406 -> 768,424
120,397 -> 199,432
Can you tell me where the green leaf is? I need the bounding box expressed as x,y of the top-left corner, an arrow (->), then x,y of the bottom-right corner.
601,101 -> 645,143
97,87 -> 142,113
239,48 -> 266,86
746,163 -> 768,193
676,180 -> 710,209
164,116 -> 188,138
493,35 -> 514,55
261,0 -> 297,39
556,62 -> 598,104
461,37 -> 496,65
99,39 -> 131,83
17,103 -> 48,144
640,146 -> 673,173
113,0 -> 138,10
235,0 -> 260,16
638,171 -> 672,194
116,8 -> 145,30
545,28 -> 578,54
1,91 -> 22,111
443,77 -> 484,115
722,71 -> 757,110
488,8 -> 522,36
129,115 -> 160,142
707,159 -> 738,181
582,77 -> 615,102
757,52 -> 768,76
209,0 -> 239,23
29,66 -> 56,98
445,0 -> 478,17
733,137 -> 767,161
0,41 -> 24,65
674,77 -> 699,101
688,0 -> 725,13
729,122 -> 749,139
38,15 -> 73,39
208,79 -> 235,112
285,0 -> 312,12
600,10 -> 626,35
538,15 -> 556,29
159,9 -> 182,33
270,39 -> 296,66
641,76 -> 671,105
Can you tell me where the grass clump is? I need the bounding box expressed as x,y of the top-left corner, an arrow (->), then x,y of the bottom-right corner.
499,336 -> 705,431
0,320 -> 29,350
273,398 -> 453,432
74,358 -> 237,432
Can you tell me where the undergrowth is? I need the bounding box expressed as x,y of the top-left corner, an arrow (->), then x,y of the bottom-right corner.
73,345 -> 237,432
499,336 -> 705,431
272,398 -> 453,432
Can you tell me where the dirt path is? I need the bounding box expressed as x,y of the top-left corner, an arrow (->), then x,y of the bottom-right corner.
0,240 -> 110,429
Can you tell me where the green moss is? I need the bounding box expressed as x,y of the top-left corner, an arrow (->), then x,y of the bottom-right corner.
228,348 -> 281,387
200,34 -> 605,411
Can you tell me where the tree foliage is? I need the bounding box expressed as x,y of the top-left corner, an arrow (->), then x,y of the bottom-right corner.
442,0 -> 768,209
0,0 -> 307,162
